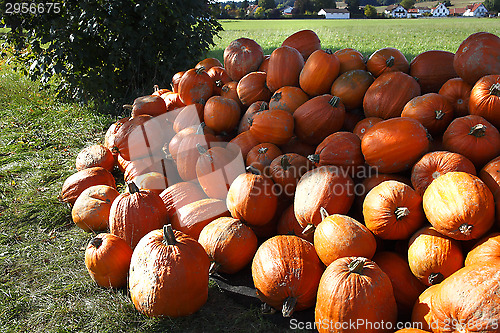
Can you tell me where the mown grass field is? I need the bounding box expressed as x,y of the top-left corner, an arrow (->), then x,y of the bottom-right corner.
1,18 -> 499,333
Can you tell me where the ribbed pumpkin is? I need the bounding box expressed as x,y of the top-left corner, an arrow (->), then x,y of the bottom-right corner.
281,29 -> 321,61
308,131 -> 364,177
109,182 -> 168,249
72,185 -> 119,232
363,180 -> 425,240
223,37 -> 264,82
266,45 -> 305,93
276,204 -> 314,242
258,54 -> 270,72
442,115 -> 500,168
206,66 -> 231,96
401,93 -> 454,137
366,47 -> 410,77
268,86 -> 309,114
168,124 -> 213,160
195,57 -> 222,71
372,251 -> 426,317
60,167 -> 117,205
294,94 -> 346,145
438,77 -> 472,117
411,151 -> 476,196
429,262 -> 500,332
171,71 -> 185,93
361,117 -> 430,174
464,232 -> 500,266
236,71 -> 272,107
170,198 -> 231,240
75,144 -> 115,172
408,226 -> 464,286
423,171 -> 495,241
249,109 -> 294,145
127,95 -> 167,118
85,233 -> 133,289
353,117 -> 383,140
299,49 -> 340,96
226,168 -> 278,227
245,143 -> 282,176
196,144 -> 245,199
203,95 -> 241,134
159,181 -> 207,220
468,74 -> 500,129
252,235 -> 324,317
314,208 -> 376,267
269,153 -> 312,198
220,81 -> 243,108
334,47 -> 366,74
331,69 -> 374,110
479,156 -> 500,200
315,257 -> 397,333
129,225 -> 210,317
238,101 -> 267,134
453,31 -> 500,85
411,284 -> 440,332
177,67 -> 214,105
363,71 -> 421,119
198,217 -> 257,274
409,50 -> 457,93
294,166 -> 355,234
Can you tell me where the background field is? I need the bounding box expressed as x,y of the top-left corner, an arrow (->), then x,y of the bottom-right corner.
1,18 -> 499,333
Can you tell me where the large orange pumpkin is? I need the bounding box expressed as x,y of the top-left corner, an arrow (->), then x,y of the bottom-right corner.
203,95 -> 241,134
268,86 -> 309,114
223,37 -> 264,81
159,181 -> 207,220
72,185 -> 119,232
177,67 -> 214,105
60,167 -> 116,205
236,71 -> 272,107
411,284 -> 440,332
315,257 -> 397,333
281,29 -> 321,61
438,77 -> 472,117
409,50 -> 457,94
334,47 -> 366,74
266,45 -> 305,93
129,225 -> 210,317
331,69 -> 374,110
299,49 -> 340,97
366,47 -> 410,77
468,74 -> 500,129
464,232 -> 500,266
249,109 -> 294,145
423,171 -> 495,241
252,235 -> 324,317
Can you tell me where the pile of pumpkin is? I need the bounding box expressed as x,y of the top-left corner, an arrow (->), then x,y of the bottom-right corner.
60,29 -> 500,332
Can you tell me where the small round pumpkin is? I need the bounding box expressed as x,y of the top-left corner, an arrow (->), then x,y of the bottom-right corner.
334,47 -> 366,74
127,95 -> 167,117
245,143 -> 282,176
129,225 -> 210,317
468,74 -> 500,129
85,233 -> 133,289
464,232 -> 500,266
331,69 -> 374,110
238,101 -> 267,134
177,67 -> 214,105
423,171 -> 495,241
224,37 -> 264,82
268,86 -> 309,114
206,66 -> 231,96
269,153 -> 312,199
195,57 -> 222,71
438,77 -> 472,117
75,144 -> 115,172
353,117 -> 383,140
252,235 -> 324,317
366,47 -> 410,77
236,71 -> 272,107
72,185 -> 119,232
60,167 -> 117,205
299,49 -> 340,97
203,95 -> 241,134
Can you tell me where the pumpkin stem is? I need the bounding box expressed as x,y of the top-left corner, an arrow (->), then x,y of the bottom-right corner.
282,296 -> 297,317
195,66 -> 206,74
308,154 -> 320,164
163,224 -> 177,246
272,91 -> 282,102
246,165 -> 261,175
196,143 -> 208,155
261,303 -> 276,315
328,96 -> 340,107
435,110 -> 445,120
386,56 -> 395,68
468,124 -> 486,137
348,257 -> 367,274
320,207 -> 329,221
394,207 -> 410,220
459,223 -> 473,236
259,102 -> 268,111
215,79 -> 223,88
281,155 -> 291,171
153,84 -> 159,92
258,147 -> 269,154
90,237 -> 103,249
247,117 -> 253,126
325,48 -> 333,55
127,181 -> 140,194
209,262 -> 221,275
490,82 -> 500,96
196,122 -> 207,135
428,272 -> 444,285
122,104 -> 133,110
431,171 -> 441,179
221,85 -> 229,93
302,223 -> 315,236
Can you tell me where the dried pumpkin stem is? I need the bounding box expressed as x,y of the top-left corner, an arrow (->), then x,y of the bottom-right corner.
428,272 -> 444,285
272,92 -> 282,102
195,66 -> 206,74
153,84 -> 159,92
490,82 -> 500,96
329,96 -> 340,107
325,49 -> 334,55
261,303 -> 276,315
257,147 -> 269,154
127,181 -> 140,194
308,154 -> 320,164
215,79 -> 223,88
209,262 -> 221,275
394,207 -> 410,220
282,296 -> 297,317
163,224 -> 177,246
122,104 -> 133,110
459,223 -> 473,236
281,155 -> 291,171
468,124 -> 486,137
90,237 -> 103,249
320,207 -> 329,221
302,224 -> 315,236
348,257 -> 367,274
196,143 -> 208,155
221,85 -> 229,93
259,102 -> 268,111
246,165 -> 261,175
386,56 -> 395,67
196,122 -> 207,135
435,110 -> 445,120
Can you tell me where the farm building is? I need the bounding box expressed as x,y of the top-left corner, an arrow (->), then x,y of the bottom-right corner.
318,8 -> 350,19
431,3 -> 450,16
463,3 -> 489,16
385,4 -> 408,18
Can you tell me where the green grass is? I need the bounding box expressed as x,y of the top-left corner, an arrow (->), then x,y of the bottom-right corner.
1,18 -> 499,332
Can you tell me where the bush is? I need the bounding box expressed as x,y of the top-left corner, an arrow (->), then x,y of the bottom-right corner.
2,0 -> 222,112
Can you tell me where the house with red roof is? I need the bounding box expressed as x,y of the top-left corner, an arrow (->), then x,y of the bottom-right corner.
463,3 -> 488,16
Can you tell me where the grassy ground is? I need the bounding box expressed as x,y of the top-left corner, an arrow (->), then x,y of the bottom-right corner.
1,18 -> 499,332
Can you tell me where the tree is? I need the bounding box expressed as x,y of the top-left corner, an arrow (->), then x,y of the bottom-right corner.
346,0 -> 362,13
259,0 -> 276,9
364,4 -> 378,16
294,0 -> 315,13
484,0 -> 500,11
254,6 -> 266,17
312,0 -> 337,10
2,0 -> 222,110
400,0 -> 415,9
242,0 -> 250,8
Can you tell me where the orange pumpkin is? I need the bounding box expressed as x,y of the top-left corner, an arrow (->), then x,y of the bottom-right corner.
171,71 -> 185,93
276,204 -> 314,243
238,101 -> 268,134
353,117 -> 383,140
266,45 -> 305,93
195,57 -> 222,71
411,284 -> 440,331
249,109 -> 294,145
299,49 -> 340,97
464,232 -> 500,266
128,225 -> 210,317
72,185 -> 119,232
127,95 -> 167,117
438,77 -> 472,117
268,86 -> 309,114
85,233 -> 133,289
60,167 -> 116,205
409,50 -> 457,94
479,156 -> 500,200
159,181 -> 207,220
366,47 -> 410,77
130,171 -> 169,196
203,95 -> 241,134
172,103 -> 204,133
252,235 -> 324,317
75,144 -> 115,172
223,37 -> 264,82
229,130 -> 260,160
331,69 -> 374,110
198,217 -> 258,274
220,81 -> 243,109
281,29 -> 321,61
177,67 -> 214,105
269,153 -> 312,198
423,171 -> 495,241
206,66 -> 231,96
468,74 -> 500,129
245,143 -> 282,176
236,71 -> 272,107
334,47 -> 366,74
